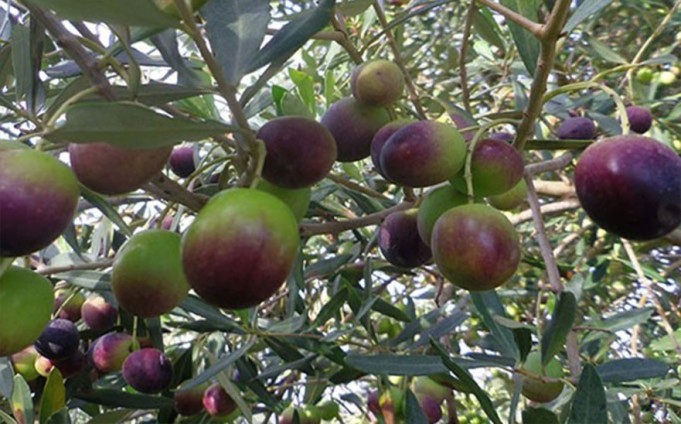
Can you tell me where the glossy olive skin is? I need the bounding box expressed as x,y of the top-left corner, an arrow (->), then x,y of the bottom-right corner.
432,204 -> 520,291
370,119 -> 414,178
181,188 -> 300,309
556,117 -> 596,140
417,185 -> 468,245
90,332 -> 134,373
11,346 -> 40,382
0,267 -> 53,357
256,179 -> 310,222
174,383 -> 209,416
0,149 -> 79,257
122,348 -> 173,394
626,105 -> 653,134
34,319 -> 80,360
451,138 -> 524,197
168,146 -> 196,178
521,352 -> 564,403
380,121 -> 467,188
378,209 -> 432,268
321,97 -> 390,162
350,59 -> 405,107
81,296 -> 118,331
202,383 -> 237,417
53,287 -> 86,322
69,142 -> 172,195
575,135 -> 681,240
487,179 -> 528,211
258,116 -> 337,188
112,230 -> 190,317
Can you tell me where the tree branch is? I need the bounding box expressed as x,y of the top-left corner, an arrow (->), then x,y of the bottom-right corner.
299,201 -> 414,237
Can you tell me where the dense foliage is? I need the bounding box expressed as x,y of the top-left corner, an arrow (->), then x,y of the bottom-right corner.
1,0 -> 681,423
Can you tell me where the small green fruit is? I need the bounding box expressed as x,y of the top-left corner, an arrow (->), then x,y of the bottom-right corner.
0,267 -> 54,357
487,179 -> 527,211
521,351 -> 564,403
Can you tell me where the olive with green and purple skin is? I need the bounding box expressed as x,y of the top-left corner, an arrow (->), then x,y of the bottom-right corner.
380,120 -> 467,188
0,267 -> 54,357
50,349 -> 86,379
626,105 -> 653,134
431,204 -> 520,291
257,116 -> 337,189
202,383 -> 237,417
122,348 -> 173,394
81,295 -> 118,331
574,135 -> 681,240
556,116 -> 596,140
0,149 -> 79,257
378,209 -> 432,268
174,382 -> 210,416
90,332 -> 134,373
370,119 -> 414,178
112,229 -> 190,317
416,185 -> 468,245
53,285 -> 85,322
280,405 -> 322,424
350,59 -> 405,107
321,97 -> 390,162
451,138 -> 524,197
181,188 -> 300,309
69,142 -> 172,195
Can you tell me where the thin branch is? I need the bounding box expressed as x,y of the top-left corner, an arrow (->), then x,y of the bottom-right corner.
330,14 -> 364,64
327,173 -> 391,201
525,152 -> 573,175
37,259 -> 114,275
299,201 -> 414,237
459,1 -> 477,114
476,0 -> 543,37
145,173 -> 209,212
534,180 -> 574,198
510,198 -> 580,225
371,1 -> 427,119
513,0 -> 572,151
24,3 -> 116,100
266,27 -> 344,42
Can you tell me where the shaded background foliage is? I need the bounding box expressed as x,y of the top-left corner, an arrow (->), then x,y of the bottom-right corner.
0,0 -> 681,422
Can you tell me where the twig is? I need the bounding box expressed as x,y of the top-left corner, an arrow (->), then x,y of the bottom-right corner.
476,0 -> 543,37
24,3 -> 116,101
510,198 -> 580,225
37,258 -> 114,275
371,1 -> 427,120
145,173 -> 209,212
265,27 -> 344,42
534,180 -> 574,197
524,152 -> 573,175
622,239 -> 681,357
299,201 -> 414,237
327,173 -> 391,200
513,0 -> 572,151
330,14 -> 364,64
459,1 -> 477,114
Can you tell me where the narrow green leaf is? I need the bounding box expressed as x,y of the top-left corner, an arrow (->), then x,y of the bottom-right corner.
312,287 -> 348,327
569,364 -> 607,424
0,357 -> 14,399
345,354 -> 448,375
26,0 -> 179,28
596,358 -> 670,383
541,291 -> 576,366
371,298 -> 411,322
44,408 -> 69,424
10,375 -> 33,424
48,102 -> 235,148
431,340 -> 502,424
203,0 -> 270,84
53,270 -> 111,292
564,0 -> 613,33
498,0 -> 541,76
472,6 -> 506,52
39,368 -> 65,424
79,185 -> 132,236
180,340 -> 255,390
74,389 -> 173,409
10,24 -> 31,103
247,0 -> 335,72
587,37 -> 627,64
179,295 -> 243,333
405,389 -> 429,424
523,407 -> 559,424
472,291 -> 519,359
0,410 -> 18,424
